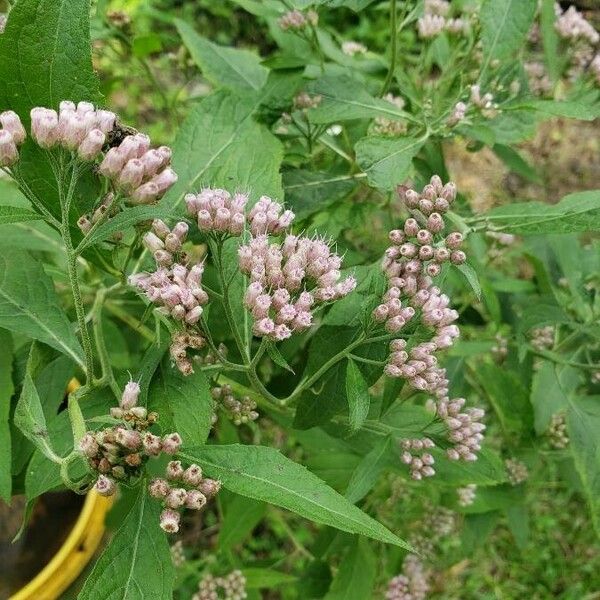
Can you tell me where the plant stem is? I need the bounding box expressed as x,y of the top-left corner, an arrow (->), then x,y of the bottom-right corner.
380,0 -> 398,96
91,289 -> 121,398
104,300 -> 155,341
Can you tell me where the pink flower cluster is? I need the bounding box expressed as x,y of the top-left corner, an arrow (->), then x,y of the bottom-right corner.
556,6 -> 599,45
386,555 -> 429,600
247,196 -> 295,235
457,484 -> 477,507
79,382 -> 182,497
30,101 -> 115,159
0,110 -> 26,167
437,397 -> 485,462
278,9 -> 318,31
211,385 -> 259,426
400,437 -> 436,480
99,133 -> 176,204
185,188 -> 248,236
193,570 -> 247,600
130,219 -> 208,325
239,234 -> 356,340
149,460 -> 221,533
170,331 -> 206,376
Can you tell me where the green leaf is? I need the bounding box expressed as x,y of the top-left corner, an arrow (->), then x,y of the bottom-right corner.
0,206 -> 44,225
346,359 -> 370,432
15,372 -> 56,462
307,75 -> 415,124
519,98 -> 600,121
283,170 -> 358,220
540,0 -> 561,82
160,90 -> 283,213
78,486 -> 175,599
434,448 -> 507,485
479,190 -> 600,234
479,0 -> 537,76
0,249 -> 84,367
567,396 -> 600,537
149,363 -> 214,447
180,444 -> 410,547
176,19 -> 269,92
323,537 -> 376,600
0,0 -> 100,215
492,144 -> 542,184
0,329 -> 14,502
266,341 -> 295,374
220,495 -> 267,551
77,205 -> 172,252
355,136 -> 425,191
456,263 -> 482,301
243,568 -> 296,589
345,436 -> 392,504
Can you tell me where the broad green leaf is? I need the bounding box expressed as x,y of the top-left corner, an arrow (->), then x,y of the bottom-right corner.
136,333 -> 171,407
243,568 -> 296,589
0,329 -> 14,502
77,205 -> 173,252
346,359 -> 370,432
433,448 -> 507,486
519,98 -> 600,121
160,91 -> 283,212
176,20 -> 269,92
479,190 -> 600,234
181,444 -> 410,547
355,136 -> 425,190
456,263 -> 482,301
492,144 -> 542,184
345,436 -> 392,504
78,486 -> 175,599
283,170 -> 358,220
0,206 -> 44,225
0,250 -> 84,367
149,363 -> 214,447
307,75 -> 415,124
479,0 -> 537,76
0,0 -> 100,215
567,397 -> 600,537
323,537 -> 376,600
506,504 -> 530,549
15,372 -> 56,462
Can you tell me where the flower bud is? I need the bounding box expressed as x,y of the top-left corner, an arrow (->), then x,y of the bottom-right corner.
166,460 -> 184,480
95,475 -> 116,497
78,128 -> 105,161
197,478 -> 221,498
165,487 -> 188,509
0,131 -> 18,167
159,508 -> 180,533
79,432 -> 99,457
99,147 -> 126,178
31,108 -> 59,149
183,464 -> 203,486
148,477 -> 170,499
185,489 -> 207,510
121,381 -> 140,410
143,432 -> 163,456
118,158 -> 145,191
0,110 -> 26,144
162,433 -> 183,455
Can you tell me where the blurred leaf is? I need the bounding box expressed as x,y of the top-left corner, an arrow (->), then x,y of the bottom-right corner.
479,190 -> 600,234
0,329 -> 14,502
79,486 -> 175,599
220,495 -> 267,551
540,0 -> 561,82
567,396 -> 600,537
161,91 -> 283,213
297,560 -> 332,598
456,263 -> 482,300
307,75 -> 414,124
355,135 -> 425,190
479,0 -> 537,76
181,444 -> 410,547
506,504 -> 530,549
176,19 -> 269,92
346,359 -> 370,432
0,249 -> 84,367
0,206 -> 44,225
433,448 -> 508,485
132,33 -> 162,58
345,436 -> 392,504
243,568 -> 296,589
323,537 -> 376,599
519,97 -> 600,121
492,144 -> 542,184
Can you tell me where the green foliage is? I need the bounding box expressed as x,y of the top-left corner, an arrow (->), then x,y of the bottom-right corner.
0,329 -> 14,502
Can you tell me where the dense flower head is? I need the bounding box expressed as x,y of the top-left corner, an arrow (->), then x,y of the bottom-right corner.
400,437 -> 436,480
0,110 -> 26,167
150,460 -> 220,534
376,176 -> 486,467
505,458 -> 529,485
193,570 -> 247,600
555,6 -> 599,45
185,188 -> 248,236
342,40 -> 367,56
457,484 -> 477,507
239,234 -> 356,341
212,385 -> 259,426
548,412 -> 569,449
385,555 -> 429,600
278,9 -> 318,31
530,325 -> 554,351
80,382 -> 180,496
373,94 -> 407,136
